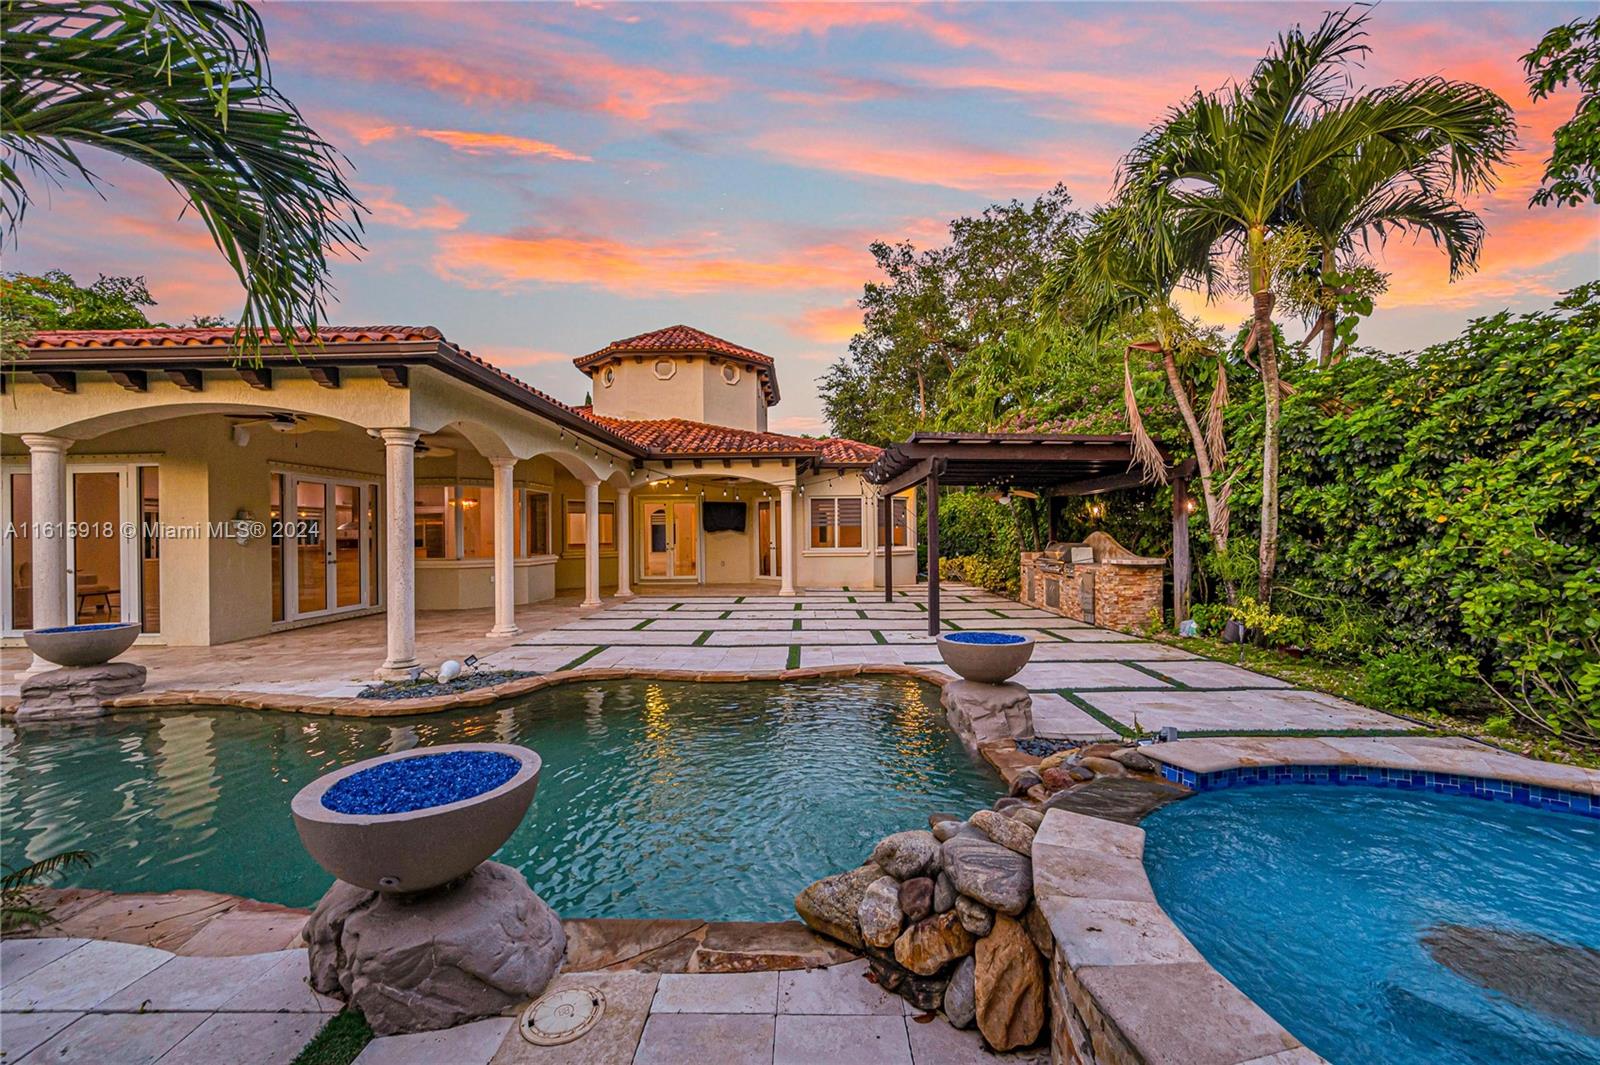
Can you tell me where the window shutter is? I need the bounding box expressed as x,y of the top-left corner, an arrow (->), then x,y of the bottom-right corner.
837,498 -> 862,529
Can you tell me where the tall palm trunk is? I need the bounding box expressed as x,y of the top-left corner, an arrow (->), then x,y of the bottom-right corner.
1254,290 -> 1282,606
1318,244 -> 1338,367
1159,349 -> 1237,603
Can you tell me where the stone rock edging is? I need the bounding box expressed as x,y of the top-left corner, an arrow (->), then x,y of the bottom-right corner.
0,664 -> 955,720
794,739 -> 1182,1055
1033,808 -> 1323,1064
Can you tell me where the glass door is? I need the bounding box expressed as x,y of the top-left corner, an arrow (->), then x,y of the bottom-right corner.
640,499 -> 698,580
757,499 -> 781,579
280,473 -> 376,622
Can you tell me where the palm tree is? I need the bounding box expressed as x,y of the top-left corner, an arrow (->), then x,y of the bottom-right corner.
1042,204 -> 1241,603
1,0 -> 364,355
1294,128 -> 1511,366
1112,7 -> 1513,604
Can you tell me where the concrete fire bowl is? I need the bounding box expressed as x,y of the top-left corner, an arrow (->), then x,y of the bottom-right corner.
292,742 -> 541,894
937,631 -> 1036,684
23,622 -> 141,667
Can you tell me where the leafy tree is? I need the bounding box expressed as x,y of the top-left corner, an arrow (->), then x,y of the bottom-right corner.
1111,7 -> 1511,605
1523,15 -> 1600,207
1,0 -> 365,354
820,185 -> 1084,444
1,270 -> 156,330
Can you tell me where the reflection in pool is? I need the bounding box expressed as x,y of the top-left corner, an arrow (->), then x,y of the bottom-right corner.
1,678 -> 1000,920
1143,786 -> 1600,1065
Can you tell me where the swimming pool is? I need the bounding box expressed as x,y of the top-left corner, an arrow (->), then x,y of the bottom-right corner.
0,678 -> 1000,920
1143,786 -> 1600,1065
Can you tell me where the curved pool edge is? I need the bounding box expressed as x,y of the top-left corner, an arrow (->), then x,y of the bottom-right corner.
0,663 -> 956,719
1033,737 -> 1600,1065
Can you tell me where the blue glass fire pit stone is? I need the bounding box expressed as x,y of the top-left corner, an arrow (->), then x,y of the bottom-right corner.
944,631 -> 1028,645
322,750 -> 521,815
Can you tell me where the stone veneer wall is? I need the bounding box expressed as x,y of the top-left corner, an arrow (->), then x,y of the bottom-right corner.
1019,557 -> 1165,634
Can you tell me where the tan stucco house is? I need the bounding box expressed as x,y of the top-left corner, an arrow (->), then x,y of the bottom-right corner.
1,324 -> 913,675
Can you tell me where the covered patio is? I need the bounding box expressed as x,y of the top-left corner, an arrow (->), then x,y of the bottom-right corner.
863,433 -> 1196,635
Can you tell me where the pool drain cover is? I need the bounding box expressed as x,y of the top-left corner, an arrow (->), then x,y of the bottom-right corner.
519,985 -> 605,1046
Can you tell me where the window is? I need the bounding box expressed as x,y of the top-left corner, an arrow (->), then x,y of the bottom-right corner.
457,486 -> 493,560
809,497 -> 863,550
653,358 -> 676,380
720,362 -> 740,384
415,486 -> 450,559
601,367 -> 615,388
565,498 -> 615,552
521,491 -> 551,556
891,495 -> 910,547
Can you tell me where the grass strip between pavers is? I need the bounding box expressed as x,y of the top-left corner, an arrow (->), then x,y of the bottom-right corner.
872,630 -> 887,645
1051,690 -> 1435,741
667,603 -> 681,611
556,646 -> 606,672
792,618 -> 802,631
787,645 -> 802,669
291,1011 -> 372,1065
1123,660 -> 1185,687
631,619 -> 653,630
693,630 -> 712,646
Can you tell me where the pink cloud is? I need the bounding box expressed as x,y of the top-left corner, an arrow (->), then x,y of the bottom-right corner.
360,187 -> 466,231
787,301 -> 864,344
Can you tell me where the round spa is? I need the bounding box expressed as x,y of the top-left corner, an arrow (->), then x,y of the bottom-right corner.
23,622 -> 141,667
937,630 -> 1035,683
292,742 -> 541,894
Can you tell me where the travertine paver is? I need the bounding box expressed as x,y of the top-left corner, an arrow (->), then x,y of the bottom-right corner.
774,1014 -> 913,1065
155,1013 -> 324,1065
776,958 -> 903,1015
1078,688 -> 1403,733
1141,660 -> 1294,689
651,971 -> 778,1013
3,938 -> 172,1010
352,1017 -> 514,1065
633,1013 -> 776,1065
17,1011 -> 206,1064
100,951 -> 290,1012
1,1011 -> 82,1061
0,936 -> 86,984
1010,661 -> 1168,690
1030,693 -> 1120,741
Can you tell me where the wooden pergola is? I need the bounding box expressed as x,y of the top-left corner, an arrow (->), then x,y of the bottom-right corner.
862,433 -> 1195,635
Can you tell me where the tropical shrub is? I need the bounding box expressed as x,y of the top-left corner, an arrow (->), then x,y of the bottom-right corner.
1361,650 -> 1476,716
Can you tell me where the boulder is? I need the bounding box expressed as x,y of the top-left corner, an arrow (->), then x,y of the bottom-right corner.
974,914 -> 1047,1052
931,819 -> 962,843
304,861 -> 564,1036
16,663 -> 146,722
933,872 -> 957,914
893,911 -> 976,977
1040,766 -> 1078,791
871,830 -> 940,879
993,796 -> 1027,812
941,835 -> 1032,916
864,946 -> 948,1012
955,895 -> 994,937
1078,755 -> 1128,778
1007,807 -> 1045,831
941,680 -> 1032,744
969,810 -> 1035,857
1008,770 -> 1042,798
796,863 -> 884,948
1108,747 -> 1159,773
944,955 -> 977,1029
899,877 -> 935,922
927,812 -> 961,831
857,876 -> 904,949
1036,749 -> 1075,772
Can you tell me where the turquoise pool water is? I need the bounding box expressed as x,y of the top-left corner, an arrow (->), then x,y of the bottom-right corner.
1,678 -> 999,920
1144,787 -> 1600,1065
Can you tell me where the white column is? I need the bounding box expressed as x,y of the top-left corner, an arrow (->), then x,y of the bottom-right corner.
487,456 -> 520,638
377,428 -> 421,678
614,486 -> 633,597
581,479 -> 602,608
779,482 -> 797,597
18,435 -> 70,675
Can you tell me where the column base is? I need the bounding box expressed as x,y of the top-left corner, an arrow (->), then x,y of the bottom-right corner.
485,625 -> 522,639
613,588 -> 636,599
373,661 -> 422,682
579,598 -> 603,609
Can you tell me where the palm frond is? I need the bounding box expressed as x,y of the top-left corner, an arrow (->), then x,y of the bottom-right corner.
1122,350 -> 1168,485
1,0 -> 366,357
1,849 -> 96,892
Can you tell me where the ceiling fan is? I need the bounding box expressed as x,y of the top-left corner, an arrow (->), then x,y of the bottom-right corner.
227,412 -> 339,446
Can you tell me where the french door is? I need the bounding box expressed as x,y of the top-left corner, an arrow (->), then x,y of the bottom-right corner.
757,499 -> 782,579
2,463 -> 160,636
641,499 -> 698,580
273,473 -> 378,622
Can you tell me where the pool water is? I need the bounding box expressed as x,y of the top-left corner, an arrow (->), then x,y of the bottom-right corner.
1144,787 -> 1600,1065
1,678 -> 999,920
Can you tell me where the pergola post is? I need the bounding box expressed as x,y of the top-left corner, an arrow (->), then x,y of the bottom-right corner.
1172,475 -> 1192,624
881,492 -> 893,602
925,467 -> 941,636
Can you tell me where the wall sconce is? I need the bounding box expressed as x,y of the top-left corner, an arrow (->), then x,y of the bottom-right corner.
234,508 -> 254,545
1184,498 -> 1197,514
1087,501 -> 1106,520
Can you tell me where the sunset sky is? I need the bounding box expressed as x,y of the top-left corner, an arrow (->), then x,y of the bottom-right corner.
18,1 -> 1599,434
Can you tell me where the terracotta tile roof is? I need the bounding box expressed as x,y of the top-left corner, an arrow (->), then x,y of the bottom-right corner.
24,326 -> 444,349
578,410 -> 879,465
574,325 -> 775,370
